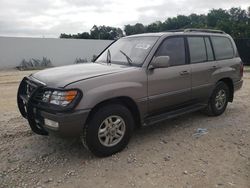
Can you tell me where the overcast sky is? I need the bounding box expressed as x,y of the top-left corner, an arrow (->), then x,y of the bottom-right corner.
0,0 -> 249,38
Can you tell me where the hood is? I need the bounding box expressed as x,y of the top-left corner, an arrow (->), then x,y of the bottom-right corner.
31,62 -> 134,87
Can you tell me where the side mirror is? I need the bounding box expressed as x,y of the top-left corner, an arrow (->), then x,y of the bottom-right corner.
149,56 -> 170,69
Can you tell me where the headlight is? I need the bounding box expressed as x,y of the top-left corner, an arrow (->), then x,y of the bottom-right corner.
42,89 -> 79,107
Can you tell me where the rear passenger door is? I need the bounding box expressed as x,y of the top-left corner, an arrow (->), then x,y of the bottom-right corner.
187,36 -> 218,102
210,36 -> 239,80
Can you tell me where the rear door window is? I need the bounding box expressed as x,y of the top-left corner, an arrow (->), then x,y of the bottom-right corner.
211,36 -> 234,60
187,37 -> 207,63
155,37 -> 186,66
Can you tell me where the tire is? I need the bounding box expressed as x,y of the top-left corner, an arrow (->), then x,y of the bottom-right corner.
81,104 -> 134,157
205,81 -> 229,116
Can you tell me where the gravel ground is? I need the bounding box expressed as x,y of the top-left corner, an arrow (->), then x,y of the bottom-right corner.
0,69 -> 249,188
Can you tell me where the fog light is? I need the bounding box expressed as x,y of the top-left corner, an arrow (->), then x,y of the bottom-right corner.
44,118 -> 59,129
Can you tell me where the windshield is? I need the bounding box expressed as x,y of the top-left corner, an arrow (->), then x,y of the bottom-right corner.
95,36 -> 159,66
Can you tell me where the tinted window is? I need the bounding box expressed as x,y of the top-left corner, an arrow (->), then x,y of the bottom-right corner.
204,37 -> 214,61
188,37 -> 206,63
211,36 -> 234,60
155,37 -> 186,66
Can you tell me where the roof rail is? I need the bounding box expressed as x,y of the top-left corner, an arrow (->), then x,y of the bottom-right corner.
184,28 -> 225,34
166,28 -> 225,34
166,29 -> 185,32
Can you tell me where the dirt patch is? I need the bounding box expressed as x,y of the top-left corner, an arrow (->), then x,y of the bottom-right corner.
0,69 -> 249,188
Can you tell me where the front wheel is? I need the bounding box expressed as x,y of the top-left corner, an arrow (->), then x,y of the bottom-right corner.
205,81 -> 229,116
81,104 -> 134,157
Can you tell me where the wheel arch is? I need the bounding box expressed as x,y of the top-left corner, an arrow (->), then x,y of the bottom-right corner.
217,77 -> 234,102
86,96 -> 142,128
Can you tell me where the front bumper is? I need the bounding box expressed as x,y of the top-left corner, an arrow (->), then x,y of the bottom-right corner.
41,109 -> 89,137
17,77 -> 89,137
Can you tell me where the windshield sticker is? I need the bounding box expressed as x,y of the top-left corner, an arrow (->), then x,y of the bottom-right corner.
135,43 -> 151,50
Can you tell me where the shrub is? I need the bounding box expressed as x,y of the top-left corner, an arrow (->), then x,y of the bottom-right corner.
91,54 -> 97,62
16,57 -> 53,70
74,58 -> 88,64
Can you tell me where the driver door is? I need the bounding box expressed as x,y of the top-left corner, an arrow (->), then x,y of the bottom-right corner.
147,36 -> 192,115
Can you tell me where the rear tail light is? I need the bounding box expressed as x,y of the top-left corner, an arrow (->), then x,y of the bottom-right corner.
240,62 -> 244,78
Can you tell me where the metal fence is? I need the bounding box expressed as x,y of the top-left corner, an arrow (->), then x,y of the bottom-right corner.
234,38 -> 250,65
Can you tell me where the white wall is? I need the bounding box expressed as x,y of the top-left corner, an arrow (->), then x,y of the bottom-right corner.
0,37 -> 112,69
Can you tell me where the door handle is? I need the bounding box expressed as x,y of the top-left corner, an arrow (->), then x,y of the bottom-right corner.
179,70 -> 190,76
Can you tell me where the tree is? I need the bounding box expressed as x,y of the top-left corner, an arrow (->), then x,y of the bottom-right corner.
146,22 -> 160,32
124,24 -> 135,35
90,25 -> 123,40
60,25 -> 123,40
90,25 -> 100,39
229,7 -> 248,22
207,9 -> 230,27
60,33 -> 72,38
133,23 -> 146,34
176,15 -> 191,28
188,14 -> 206,28
60,7 -> 250,39
78,32 -> 91,39
124,23 -> 145,35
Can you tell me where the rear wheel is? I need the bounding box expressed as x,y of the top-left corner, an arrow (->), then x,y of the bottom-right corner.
205,81 -> 229,116
81,104 -> 134,157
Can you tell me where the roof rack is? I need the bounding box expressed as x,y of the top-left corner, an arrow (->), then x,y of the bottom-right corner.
167,28 -> 225,34
184,28 -> 225,34
166,29 -> 186,32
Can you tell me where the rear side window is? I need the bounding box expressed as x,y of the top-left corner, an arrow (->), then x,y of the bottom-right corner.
155,37 -> 186,66
211,36 -> 234,60
187,37 -> 207,63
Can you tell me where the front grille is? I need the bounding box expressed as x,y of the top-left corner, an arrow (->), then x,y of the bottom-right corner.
22,78 -> 46,103
33,89 -> 45,103
24,80 -> 48,107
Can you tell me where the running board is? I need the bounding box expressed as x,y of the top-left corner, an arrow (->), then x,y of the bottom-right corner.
144,104 -> 206,126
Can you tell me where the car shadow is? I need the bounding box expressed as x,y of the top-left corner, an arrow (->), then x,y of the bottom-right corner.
25,111 -> 207,161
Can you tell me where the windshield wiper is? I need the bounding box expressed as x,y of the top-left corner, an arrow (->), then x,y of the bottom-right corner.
119,50 -> 133,66
106,49 -> 111,65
